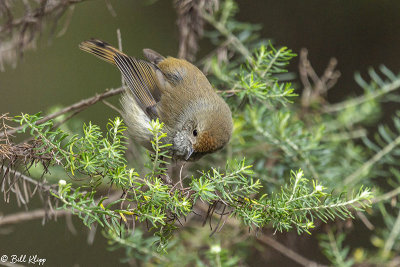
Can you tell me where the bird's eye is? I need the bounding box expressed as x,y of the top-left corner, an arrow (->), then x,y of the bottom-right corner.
193,129 -> 198,136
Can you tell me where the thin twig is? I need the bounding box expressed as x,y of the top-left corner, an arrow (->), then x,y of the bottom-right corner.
0,209 -> 69,226
102,100 -> 123,114
105,0 -> 117,17
196,202 -> 325,267
179,162 -> 185,189
323,78 -> 400,113
1,166 -> 55,193
356,211 -> 374,230
299,48 -> 340,108
372,187 -> 400,204
383,211 -> 400,257
56,5 -> 75,37
257,234 -> 328,267
0,190 -> 122,226
0,87 -> 125,139
344,134 -> 400,185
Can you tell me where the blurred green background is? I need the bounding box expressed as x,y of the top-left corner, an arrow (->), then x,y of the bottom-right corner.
1,0 -> 400,266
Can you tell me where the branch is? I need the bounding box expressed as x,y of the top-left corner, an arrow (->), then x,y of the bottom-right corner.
344,134 -> 400,185
0,191 -> 123,226
257,234 -> 328,267
1,166 -> 58,208
0,87 -> 125,139
0,209 -> 69,226
299,48 -> 340,108
323,78 -> 400,113
1,166 -> 55,193
372,187 -> 400,204
383,211 -> 400,257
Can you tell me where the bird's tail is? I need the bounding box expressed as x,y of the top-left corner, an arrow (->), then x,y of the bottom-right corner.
79,39 -> 126,65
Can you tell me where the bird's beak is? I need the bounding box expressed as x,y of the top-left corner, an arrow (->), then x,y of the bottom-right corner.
185,146 -> 194,161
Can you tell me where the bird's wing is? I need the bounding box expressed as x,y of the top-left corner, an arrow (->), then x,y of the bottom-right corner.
114,54 -> 162,117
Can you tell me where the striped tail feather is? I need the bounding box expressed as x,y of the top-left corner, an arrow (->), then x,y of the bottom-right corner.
79,38 -> 161,116
79,39 -> 125,65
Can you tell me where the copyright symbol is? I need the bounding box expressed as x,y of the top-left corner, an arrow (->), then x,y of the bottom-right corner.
0,255 -> 8,262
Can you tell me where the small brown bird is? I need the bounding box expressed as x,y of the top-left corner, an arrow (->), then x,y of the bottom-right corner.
79,39 -> 233,161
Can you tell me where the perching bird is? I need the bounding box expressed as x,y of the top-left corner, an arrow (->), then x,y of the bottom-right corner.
79,39 -> 233,161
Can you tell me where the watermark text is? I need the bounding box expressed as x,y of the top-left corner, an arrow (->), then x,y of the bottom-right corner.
1,254 -> 46,265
